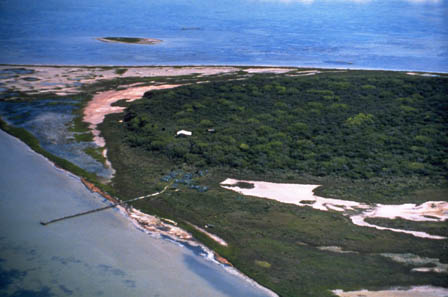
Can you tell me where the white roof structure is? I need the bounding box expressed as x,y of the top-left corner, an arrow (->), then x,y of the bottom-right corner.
176,130 -> 192,136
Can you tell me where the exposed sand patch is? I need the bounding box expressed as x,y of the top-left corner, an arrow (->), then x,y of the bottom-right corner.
185,222 -> 228,246
220,179 -> 447,239
350,214 -> 446,240
221,178 -> 369,211
380,253 -> 448,274
407,72 -> 440,77
244,67 -> 296,74
332,286 -> 448,297
317,246 -> 358,254
0,65 -> 319,97
122,205 -> 278,297
127,207 -> 192,240
84,84 -> 180,147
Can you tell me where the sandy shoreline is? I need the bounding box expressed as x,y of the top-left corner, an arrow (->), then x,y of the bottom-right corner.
84,84 -> 181,147
78,178 -> 278,297
2,64 -> 446,297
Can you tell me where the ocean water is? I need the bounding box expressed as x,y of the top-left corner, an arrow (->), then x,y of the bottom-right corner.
0,0 -> 447,72
0,130 -> 273,297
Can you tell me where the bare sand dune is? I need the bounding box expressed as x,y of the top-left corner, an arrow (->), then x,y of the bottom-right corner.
220,179 -> 447,240
333,286 -> 448,297
84,84 -> 180,147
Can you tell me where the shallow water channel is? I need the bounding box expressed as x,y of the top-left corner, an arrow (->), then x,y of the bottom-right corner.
0,130 -> 273,297
0,98 -> 114,179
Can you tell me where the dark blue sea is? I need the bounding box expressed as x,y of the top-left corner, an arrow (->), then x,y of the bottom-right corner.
0,0 -> 447,72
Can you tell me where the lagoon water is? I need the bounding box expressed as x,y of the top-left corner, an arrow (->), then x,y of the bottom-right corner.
0,0 -> 447,72
0,99 -> 114,179
0,130 -> 273,297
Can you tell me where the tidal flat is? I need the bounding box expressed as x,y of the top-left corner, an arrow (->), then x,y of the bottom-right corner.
0,65 -> 447,297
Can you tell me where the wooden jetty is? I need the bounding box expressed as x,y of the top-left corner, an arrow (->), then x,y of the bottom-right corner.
40,182 -> 170,226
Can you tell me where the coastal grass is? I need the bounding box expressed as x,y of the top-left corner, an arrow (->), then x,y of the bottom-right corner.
83,147 -> 107,165
364,217 -> 448,238
4,67 -> 447,297
101,118 -> 447,297
98,70 -> 448,296
74,132 -> 94,142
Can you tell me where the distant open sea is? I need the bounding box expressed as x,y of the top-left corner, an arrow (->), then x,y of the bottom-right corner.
0,0 -> 447,72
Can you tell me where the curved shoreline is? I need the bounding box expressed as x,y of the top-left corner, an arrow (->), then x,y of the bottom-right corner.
0,126 -> 279,297
2,65 -> 444,296
78,171 -> 279,297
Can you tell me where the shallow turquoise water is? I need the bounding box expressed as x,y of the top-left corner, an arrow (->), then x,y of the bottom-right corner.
0,130 -> 273,297
0,0 -> 447,72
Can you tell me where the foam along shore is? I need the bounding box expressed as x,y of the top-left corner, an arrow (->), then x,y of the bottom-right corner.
117,206 -> 277,297
332,286 -> 448,297
220,179 -> 448,240
97,37 -> 162,45
78,173 -> 278,297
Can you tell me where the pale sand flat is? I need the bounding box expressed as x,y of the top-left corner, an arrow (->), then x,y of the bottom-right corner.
220,179 -> 447,239
83,84 -> 180,147
333,286 -> 448,297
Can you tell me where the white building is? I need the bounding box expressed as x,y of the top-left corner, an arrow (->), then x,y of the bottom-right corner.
176,130 -> 192,137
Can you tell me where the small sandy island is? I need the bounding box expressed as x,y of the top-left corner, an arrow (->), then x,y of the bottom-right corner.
97,37 -> 162,45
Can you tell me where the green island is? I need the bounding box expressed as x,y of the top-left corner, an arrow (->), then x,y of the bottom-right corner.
97,37 -> 162,45
1,67 -> 447,296
99,70 -> 447,296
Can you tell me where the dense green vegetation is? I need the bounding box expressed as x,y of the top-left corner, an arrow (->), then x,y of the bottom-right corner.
125,71 -> 447,178
120,71 -> 447,202
99,70 -> 448,296
103,37 -> 143,43
99,37 -> 161,44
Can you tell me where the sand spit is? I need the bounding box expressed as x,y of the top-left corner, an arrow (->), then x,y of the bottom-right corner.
0,65 -> 320,97
333,286 -> 448,297
220,179 -> 447,239
84,84 -> 180,147
0,65 -> 235,96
